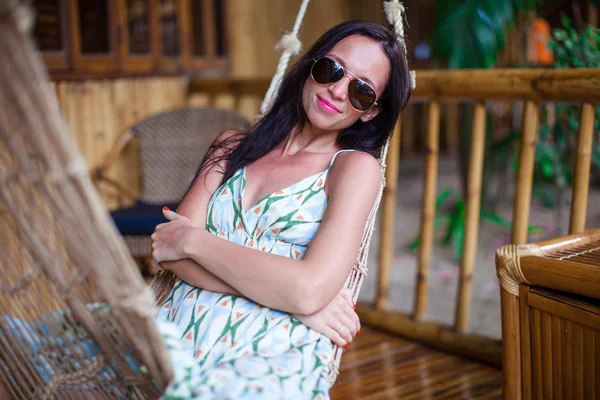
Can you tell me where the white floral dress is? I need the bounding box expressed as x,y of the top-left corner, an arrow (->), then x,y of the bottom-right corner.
157,149 -> 356,399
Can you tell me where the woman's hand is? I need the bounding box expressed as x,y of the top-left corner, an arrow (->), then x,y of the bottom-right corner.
292,288 -> 360,348
151,208 -> 198,267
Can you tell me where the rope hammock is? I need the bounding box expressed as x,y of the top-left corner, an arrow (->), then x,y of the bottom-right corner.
0,0 -> 414,397
0,1 -> 172,398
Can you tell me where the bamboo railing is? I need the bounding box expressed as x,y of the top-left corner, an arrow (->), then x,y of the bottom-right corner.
365,68 -> 600,368
188,68 -> 599,367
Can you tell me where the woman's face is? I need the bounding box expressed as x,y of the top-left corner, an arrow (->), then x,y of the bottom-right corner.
302,34 -> 390,132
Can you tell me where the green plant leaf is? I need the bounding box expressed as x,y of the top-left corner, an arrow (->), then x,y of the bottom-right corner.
561,14 -> 572,29
452,209 -> 465,262
432,0 -> 517,69
436,188 -> 455,210
481,211 -> 512,231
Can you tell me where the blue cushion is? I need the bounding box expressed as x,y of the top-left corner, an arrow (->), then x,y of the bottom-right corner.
110,201 -> 179,235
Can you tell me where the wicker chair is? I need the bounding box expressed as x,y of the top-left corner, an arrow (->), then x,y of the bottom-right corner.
95,108 -> 251,265
0,4 -> 171,398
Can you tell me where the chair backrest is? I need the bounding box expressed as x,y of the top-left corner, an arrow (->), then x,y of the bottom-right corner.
132,108 -> 251,204
0,3 -> 172,398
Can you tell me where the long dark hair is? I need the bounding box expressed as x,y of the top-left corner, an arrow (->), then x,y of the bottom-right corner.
196,20 -> 411,188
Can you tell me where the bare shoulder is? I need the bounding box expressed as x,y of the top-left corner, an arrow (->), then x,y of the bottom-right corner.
328,151 -> 381,183
326,151 -> 381,198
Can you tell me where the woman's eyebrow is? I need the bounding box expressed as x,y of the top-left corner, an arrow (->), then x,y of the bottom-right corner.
328,54 -> 376,88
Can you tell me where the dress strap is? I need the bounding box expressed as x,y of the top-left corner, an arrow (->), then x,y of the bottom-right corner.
326,149 -> 357,170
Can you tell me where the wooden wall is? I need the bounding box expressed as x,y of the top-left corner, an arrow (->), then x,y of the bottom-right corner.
227,0 -> 385,78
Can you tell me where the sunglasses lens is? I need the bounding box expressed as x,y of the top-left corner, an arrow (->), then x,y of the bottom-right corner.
349,79 -> 377,111
312,58 -> 344,85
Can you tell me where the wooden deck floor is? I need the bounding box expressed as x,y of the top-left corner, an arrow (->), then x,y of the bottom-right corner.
330,326 -> 503,399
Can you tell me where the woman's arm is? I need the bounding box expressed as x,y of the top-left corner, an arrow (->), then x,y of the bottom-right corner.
160,258 -> 242,296
153,151 -> 381,315
153,129 -> 245,294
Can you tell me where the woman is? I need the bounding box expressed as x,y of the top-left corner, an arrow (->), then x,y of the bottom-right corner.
151,20 -> 411,399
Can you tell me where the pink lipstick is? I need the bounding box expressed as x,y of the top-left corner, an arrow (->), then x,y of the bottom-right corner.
317,95 -> 341,114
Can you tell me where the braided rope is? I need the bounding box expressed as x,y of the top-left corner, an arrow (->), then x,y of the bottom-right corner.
259,0 -> 311,117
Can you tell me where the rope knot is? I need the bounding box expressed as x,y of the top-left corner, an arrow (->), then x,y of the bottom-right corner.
276,33 -> 302,55
384,1 -> 405,22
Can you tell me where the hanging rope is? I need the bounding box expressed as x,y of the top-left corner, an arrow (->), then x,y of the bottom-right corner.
259,0 -> 311,117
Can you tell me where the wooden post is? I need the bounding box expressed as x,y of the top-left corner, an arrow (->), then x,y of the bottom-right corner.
445,101 -> 460,155
413,101 -> 440,320
511,101 -> 539,244
402,103 -> 414,158
455,102 -> 486,332
376,118 -> 402,309
569,103 -> 595,234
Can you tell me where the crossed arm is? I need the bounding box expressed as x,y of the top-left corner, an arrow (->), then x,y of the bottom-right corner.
151,131 -> 381,342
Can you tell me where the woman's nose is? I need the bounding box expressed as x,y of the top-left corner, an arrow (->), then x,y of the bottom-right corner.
328,76 -> 350,101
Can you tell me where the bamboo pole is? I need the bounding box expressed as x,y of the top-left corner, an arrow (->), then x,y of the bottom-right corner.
569,103 -> 595,234
410,69 -> 600,102
376,118 -> 402,309
413,101 -> 440,320
445,102 -> 460,155
511,101 -> 539,244
402,103 -> 415,158
455,102 -> 487,332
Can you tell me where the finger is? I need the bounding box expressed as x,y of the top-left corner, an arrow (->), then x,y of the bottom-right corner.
343,307 -> 361,335
163,208 -> 186,221
337,312 -> 357,339
340,288 -> 355,309
150,258 -> 162,270
152,249 -> 161,263
321,326 -> 347,347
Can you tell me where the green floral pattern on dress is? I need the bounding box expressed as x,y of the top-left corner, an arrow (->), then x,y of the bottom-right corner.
158,150 -> 356,399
